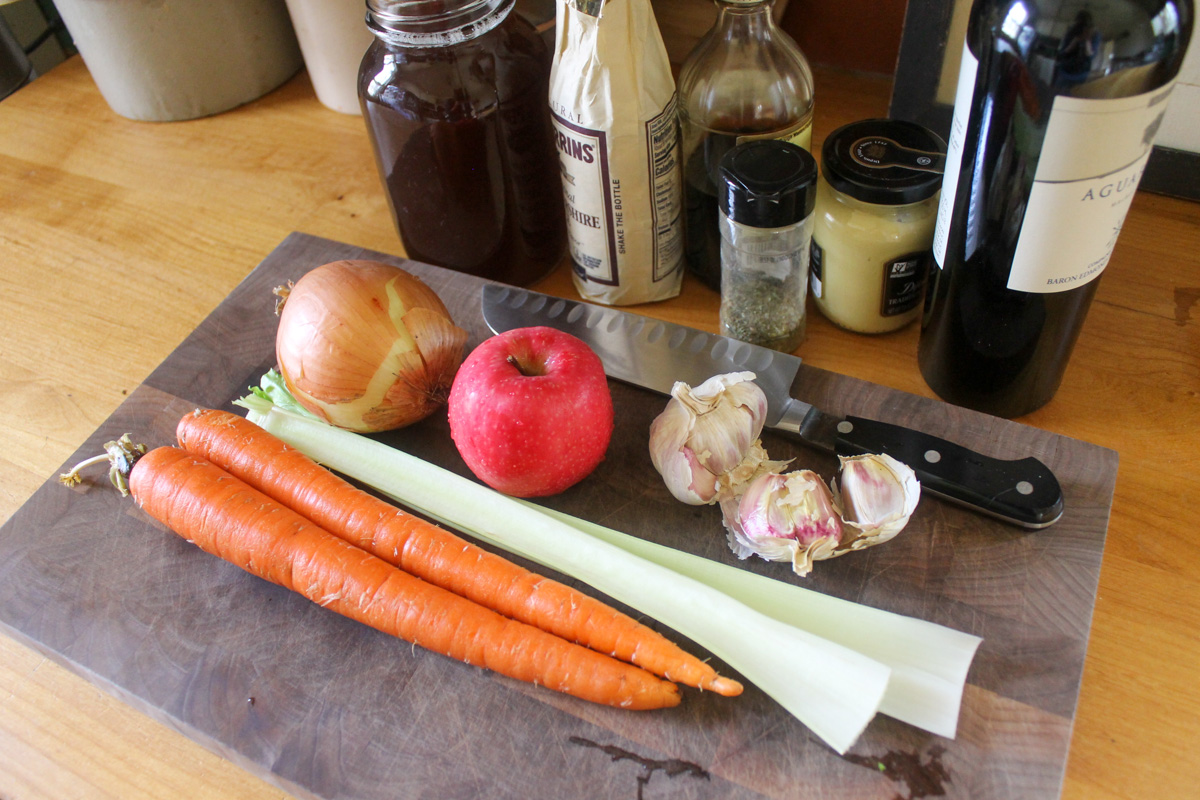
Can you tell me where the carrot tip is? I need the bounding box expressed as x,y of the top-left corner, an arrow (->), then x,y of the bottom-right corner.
705,676 -> 745,697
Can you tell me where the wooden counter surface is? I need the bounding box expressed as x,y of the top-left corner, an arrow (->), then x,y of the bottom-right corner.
0,55 -> 1197,800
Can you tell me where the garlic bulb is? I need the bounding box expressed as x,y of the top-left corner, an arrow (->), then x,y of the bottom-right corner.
720,469 -> 844,577
649,371 -> 922,575
834,453 -> 921,550
648,372 -> 785,504
652,371 -> 792,503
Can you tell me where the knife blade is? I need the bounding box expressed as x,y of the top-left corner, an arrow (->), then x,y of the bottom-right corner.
481,284 -> 1064,529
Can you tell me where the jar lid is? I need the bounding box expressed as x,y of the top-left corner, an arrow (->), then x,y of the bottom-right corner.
821,118 -> 947,205
367,0 -> 513,44
718,140 -> 818,229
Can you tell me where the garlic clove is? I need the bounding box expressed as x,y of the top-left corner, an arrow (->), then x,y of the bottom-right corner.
660,441 -> 722,505
649,372 -> 773,505
721,470 -> 844,577
649,394 -> 720,504
689,409 -> 755,476
678,373 -> 769,465
834,453 -> 921,551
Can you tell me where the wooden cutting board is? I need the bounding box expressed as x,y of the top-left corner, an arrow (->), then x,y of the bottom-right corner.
0,233 -> 1118,800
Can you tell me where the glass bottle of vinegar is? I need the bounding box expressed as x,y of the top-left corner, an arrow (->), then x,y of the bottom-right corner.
677,0 -> 815,291
359,0 -> 567,285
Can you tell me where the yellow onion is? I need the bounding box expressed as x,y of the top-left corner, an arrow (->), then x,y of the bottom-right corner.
275,260 -> 468,432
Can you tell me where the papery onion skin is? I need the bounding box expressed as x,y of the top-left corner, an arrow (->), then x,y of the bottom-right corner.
275,260 -> 468,432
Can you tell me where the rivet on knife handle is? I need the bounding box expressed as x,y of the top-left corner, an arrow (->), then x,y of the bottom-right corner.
834,417 -> 1064,529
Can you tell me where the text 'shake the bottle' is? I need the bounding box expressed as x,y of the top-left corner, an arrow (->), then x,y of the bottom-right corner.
919,0 -> 1193,418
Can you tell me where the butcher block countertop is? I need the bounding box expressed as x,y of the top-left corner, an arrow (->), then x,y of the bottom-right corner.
1,55 -> 1198,800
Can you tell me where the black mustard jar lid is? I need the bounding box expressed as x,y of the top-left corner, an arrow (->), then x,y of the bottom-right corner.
821,118 -> 947,205
718,140 -> 818,229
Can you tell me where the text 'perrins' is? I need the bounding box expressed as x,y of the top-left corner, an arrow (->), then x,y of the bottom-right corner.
555,130 -> 595,164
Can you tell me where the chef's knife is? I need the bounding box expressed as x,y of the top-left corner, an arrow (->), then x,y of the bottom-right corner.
482,284 -> 1064,529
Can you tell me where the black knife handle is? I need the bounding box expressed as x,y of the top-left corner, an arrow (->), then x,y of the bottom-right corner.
836,416 -> 1065,529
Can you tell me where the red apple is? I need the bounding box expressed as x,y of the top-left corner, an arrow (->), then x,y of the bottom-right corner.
447,326 -> 614,497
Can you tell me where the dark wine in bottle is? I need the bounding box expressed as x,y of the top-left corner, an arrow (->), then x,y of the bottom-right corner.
918,0 -> 1193,418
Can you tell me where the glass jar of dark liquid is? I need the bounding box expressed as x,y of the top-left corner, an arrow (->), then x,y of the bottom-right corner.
359,0 -> 566,285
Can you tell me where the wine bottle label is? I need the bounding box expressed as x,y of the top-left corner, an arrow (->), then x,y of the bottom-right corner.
934,39 -> 1175,294
1006,87 -> 1173,293
932,42 -> 978,270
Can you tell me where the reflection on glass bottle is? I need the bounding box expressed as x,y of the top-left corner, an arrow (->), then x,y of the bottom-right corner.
677,0 -> 815,291
919,0 -> 1193,418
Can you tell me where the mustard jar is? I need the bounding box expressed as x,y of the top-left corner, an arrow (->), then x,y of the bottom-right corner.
811,119 -> 945,334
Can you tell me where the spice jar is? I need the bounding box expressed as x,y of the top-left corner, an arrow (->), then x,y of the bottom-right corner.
811,119 -> 946,334
717,140 -> 818,352
359,0 -> 566,285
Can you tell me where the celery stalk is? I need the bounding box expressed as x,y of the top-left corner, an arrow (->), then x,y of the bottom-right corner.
515,503 -> 980,739
390,493 -> 977,738
239,396 -> 888,754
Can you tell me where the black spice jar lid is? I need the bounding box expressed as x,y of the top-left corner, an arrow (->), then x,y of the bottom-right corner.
718,140 -> 818,229
821,118 -> 947,205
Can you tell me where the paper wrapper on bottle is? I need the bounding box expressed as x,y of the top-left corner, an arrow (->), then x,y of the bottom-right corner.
549,0 -> 685,306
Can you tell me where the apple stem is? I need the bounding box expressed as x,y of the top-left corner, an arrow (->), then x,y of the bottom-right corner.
506,354 -> 533,377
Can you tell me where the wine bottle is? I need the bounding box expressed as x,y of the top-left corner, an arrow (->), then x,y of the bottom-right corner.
918,0 -> 1193,418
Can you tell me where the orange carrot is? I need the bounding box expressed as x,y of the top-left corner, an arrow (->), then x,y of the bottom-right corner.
177,408 -> 743,697
82,443 -> 680,710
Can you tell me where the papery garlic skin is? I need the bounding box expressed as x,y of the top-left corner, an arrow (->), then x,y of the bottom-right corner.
834,453 -> 921,551
649,372 -> 778,504
717,440 -> 790,498
721,470 -> 844,577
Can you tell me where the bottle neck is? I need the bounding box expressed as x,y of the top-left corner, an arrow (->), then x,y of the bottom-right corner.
366,0 -> 513,47
713,0 -> 780,39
